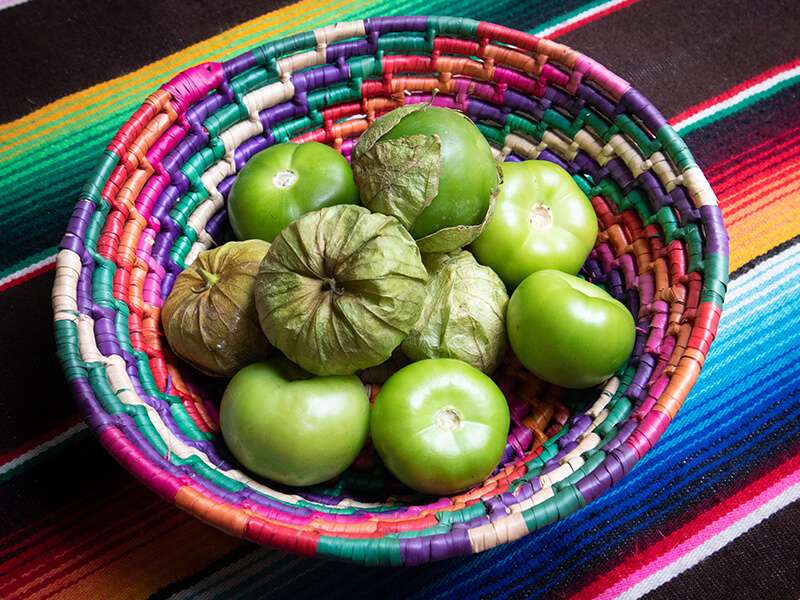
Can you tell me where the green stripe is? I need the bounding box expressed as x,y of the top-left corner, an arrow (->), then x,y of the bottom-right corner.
532,0 -> 612,34
675,72 -> 800,135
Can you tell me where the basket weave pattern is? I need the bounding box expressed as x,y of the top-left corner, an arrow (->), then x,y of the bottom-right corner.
52,17 -> 728,565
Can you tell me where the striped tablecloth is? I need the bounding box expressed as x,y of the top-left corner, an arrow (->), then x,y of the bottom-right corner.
1,0 -> 798,598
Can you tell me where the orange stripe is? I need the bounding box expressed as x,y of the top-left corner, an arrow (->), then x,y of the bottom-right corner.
726,190 -> 800,271
719,159 -> 800,217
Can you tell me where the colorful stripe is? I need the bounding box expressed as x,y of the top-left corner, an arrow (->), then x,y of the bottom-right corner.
670,58 -> 800,134
534,0 -> 642,38
0,0 -> 31,10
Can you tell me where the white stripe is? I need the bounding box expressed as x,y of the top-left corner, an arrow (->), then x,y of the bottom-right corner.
673,65 -> 800,132
0,0 -> 34,11
0,422 -> 87,476
535,0 -> 633,37
618,480 -> 800,599
0,252 -> 56,288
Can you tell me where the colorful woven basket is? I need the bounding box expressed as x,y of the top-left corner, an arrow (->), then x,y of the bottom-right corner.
51,16 -> 728,566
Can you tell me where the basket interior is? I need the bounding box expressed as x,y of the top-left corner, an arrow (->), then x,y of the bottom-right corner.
52,16 -> 728,565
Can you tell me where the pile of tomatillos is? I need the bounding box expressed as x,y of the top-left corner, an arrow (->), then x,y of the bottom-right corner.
161,105 -> 636,496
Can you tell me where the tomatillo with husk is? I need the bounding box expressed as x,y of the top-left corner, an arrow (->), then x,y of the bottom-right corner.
352,105 -> 499,253
161,240 -> 271,377
255,205 -> 428,376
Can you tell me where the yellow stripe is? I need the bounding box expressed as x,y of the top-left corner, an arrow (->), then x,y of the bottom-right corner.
0,0 -> 368,154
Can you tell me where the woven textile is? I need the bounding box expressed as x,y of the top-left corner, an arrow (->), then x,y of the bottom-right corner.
1,0 -> 799,597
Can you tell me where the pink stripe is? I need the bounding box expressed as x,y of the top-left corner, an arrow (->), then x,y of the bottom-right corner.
0,0 -> 33,10
594,463 -> 800,599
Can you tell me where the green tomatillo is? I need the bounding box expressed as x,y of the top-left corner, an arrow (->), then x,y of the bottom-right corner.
472,160 -> 598,287
370,358 -> 510,495
507,270 -> 636,388
220,359 -> 370,486
228,141 -> 359,243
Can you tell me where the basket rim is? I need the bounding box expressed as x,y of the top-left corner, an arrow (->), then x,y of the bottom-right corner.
51,15 -> 729,566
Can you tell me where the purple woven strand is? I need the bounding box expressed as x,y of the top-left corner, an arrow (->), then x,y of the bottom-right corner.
700,205 -> 728,254
291,63 -> 349,94
365,16 -> 428,34
538,149 -> 570,172
400,527 -> 472,565
626,352 -> 657,401
76,251 -> 95,315
603,418 -> 638,452
223,51 -> 258,79
186,93 -> 226,130
638,170 -> 670,210
326,38 -> 374,63
576,82 -> 616,118
619,88 -> 667,132
499,89 -> 544,119
671,186 -> 701,224
71,378 -> 118,430
261,100 -> 307,131
466,98 -> 508,124
235,136 -> 273,170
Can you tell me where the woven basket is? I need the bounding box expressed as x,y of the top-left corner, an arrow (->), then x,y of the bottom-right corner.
52,16 -> 728,566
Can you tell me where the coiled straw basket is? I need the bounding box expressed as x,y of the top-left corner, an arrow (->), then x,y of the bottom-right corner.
52,16 -> 729,566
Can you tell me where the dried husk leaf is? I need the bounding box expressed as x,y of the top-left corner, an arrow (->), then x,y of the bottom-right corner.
161,240 -> 271,377
255,205 -> 428,376
415,180 -> 499,253
352,134 -> 441,230
401,250 -> 508,373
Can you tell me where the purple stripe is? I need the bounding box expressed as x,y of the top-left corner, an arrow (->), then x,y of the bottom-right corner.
400,527 -> 472,565
290,63 -> 350,93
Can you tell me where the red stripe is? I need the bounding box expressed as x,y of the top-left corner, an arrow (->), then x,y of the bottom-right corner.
721,162 -> 800,215
0,414 -> 82,465
0,258 -> 55,293
668,57 -> 800,125
0,478 -> 154,574
707,128 -> 800,192
0,482 -> 139,573
704,125 -> 800,181
569,450 -> 800,600
1,498 -> 182,598
726,182 -> 800,227
714,146 -> 800,209
548,0 -> 642,39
